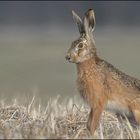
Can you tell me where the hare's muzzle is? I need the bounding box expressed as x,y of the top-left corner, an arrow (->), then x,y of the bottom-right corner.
65,50 -> 77,63
65,54 -> 71,62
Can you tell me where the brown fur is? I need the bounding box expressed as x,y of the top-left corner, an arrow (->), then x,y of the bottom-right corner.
66,9 -> 140,136
77,57 -> 140,134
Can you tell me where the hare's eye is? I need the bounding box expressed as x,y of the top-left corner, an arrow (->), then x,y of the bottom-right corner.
78,43 -> 84,49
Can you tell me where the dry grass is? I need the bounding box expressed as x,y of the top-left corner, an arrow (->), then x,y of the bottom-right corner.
0,96 -> 140,139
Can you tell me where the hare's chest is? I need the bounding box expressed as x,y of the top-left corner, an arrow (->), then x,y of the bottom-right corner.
77,75 -> 97,101
77,77 -> 87,97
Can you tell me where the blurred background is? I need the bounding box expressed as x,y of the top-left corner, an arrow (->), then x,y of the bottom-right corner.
0,1 -> 140,105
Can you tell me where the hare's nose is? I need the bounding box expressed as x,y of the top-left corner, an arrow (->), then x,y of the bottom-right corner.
65,54 -> 71,61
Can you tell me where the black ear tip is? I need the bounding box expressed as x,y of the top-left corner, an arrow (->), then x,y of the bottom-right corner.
85,9 -> 94,16
88,9 -> 94,12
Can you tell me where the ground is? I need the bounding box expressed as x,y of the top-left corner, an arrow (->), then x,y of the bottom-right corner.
0,96 -> 139,139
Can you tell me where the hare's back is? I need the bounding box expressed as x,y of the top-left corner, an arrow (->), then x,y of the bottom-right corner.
101,60 -> 140,92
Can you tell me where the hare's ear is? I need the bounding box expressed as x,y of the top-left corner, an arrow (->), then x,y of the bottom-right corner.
84,9 -> 96,35
72,10 -> 85,34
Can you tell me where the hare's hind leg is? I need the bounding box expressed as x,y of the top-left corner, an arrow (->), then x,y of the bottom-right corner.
132,109 -> 140,125
116,112 -> 138,128
130,100 -> 140,126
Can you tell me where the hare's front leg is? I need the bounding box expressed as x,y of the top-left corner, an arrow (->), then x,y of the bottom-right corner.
87,99 -> 106,136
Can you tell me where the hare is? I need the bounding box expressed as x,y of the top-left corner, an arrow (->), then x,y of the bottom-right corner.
65,9 -> 140,135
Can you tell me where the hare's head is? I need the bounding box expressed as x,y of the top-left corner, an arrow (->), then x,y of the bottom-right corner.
66,9 -> 96,63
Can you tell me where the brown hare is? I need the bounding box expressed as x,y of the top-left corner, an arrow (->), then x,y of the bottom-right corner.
65,9 -> 140,135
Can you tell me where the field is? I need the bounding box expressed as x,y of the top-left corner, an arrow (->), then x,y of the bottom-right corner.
0,96 -> 140,139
